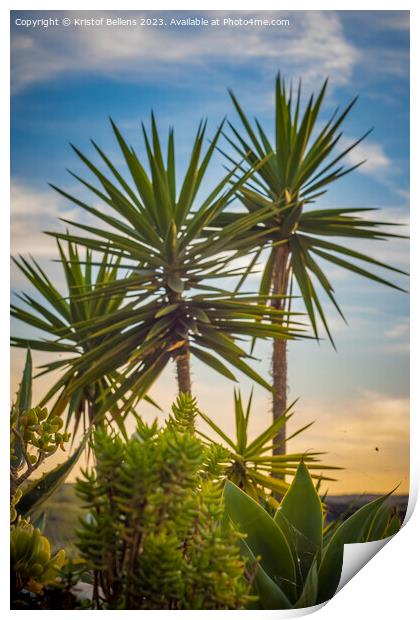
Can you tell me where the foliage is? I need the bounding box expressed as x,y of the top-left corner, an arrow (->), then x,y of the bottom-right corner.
222,74 -> 407,343
11,519 -> 66,596
75,394 -> 251,609
10,352 -> 67,603
11,403 -> 70,496
197,390 -> 338,505
10,350 -> 85,520
46,116 -> 304,408
11,243 -> 147,436
224,462 -> 401,609
16,438 -> 87,519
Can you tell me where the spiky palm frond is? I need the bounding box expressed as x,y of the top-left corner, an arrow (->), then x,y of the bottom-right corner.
219,74 -> 408,343
197,390 -> 338,507
11,242 -> 146,437
45,116 -> 306,411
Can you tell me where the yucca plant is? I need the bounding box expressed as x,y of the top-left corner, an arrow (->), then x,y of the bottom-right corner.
12,242 -> 145,436
224,462 -> 401,609
222,75 -> 408,454
47,116 -> 304,413
197,390 -> 337,506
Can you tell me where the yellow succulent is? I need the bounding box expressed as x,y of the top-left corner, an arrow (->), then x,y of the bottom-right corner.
11,519 -> 66,594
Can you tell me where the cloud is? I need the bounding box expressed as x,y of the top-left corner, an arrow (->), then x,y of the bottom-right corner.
382,317 -> 409,353
10,179 -> 78,258
345,138 -> 391,174
337,134 -> 395,183
11,10 -> 360,93
385,318 -> 409,340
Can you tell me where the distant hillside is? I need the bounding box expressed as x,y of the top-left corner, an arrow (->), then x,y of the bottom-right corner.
36,484 -> 409,555
324,494 -> 408,523
37,484 -> 83,557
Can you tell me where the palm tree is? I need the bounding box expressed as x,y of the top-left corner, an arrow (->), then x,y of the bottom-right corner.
220,75 -> 407,456
11,242 -> 143,437
46,115 -> 303,415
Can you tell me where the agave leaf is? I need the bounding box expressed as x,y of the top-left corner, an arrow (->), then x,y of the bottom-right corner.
274,461 -> 323,587
293,557 -> 318,609
365,502 -> 392,541
224,480 -> 296,601
238,537 -> 292,609
385,514 -> 401,537
317,492 -> 392,603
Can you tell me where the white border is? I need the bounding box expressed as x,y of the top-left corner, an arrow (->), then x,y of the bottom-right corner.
3,1 -> 417,618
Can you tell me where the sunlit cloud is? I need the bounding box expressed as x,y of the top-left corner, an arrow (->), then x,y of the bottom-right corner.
289,391 -> 410,494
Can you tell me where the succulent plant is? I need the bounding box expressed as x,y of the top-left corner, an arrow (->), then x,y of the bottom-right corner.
224,461 -> 401,609
11,519 -> 66,595
75,394 -> 251,610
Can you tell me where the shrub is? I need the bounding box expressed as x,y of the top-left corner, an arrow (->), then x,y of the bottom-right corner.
75,394 -> 251,609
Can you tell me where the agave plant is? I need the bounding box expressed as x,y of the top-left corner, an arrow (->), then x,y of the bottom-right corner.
221,75 -> 408,453
197,390 -> 337,505
224,462 -> 401,609
46,115 -> 304,414
12,242 -> 146,435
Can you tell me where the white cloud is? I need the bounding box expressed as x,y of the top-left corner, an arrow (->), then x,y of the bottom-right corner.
382,317 -> 409,353
11,11 -> 360,93
385,318 -> 409,340
11,179 -> 77,258
341,136 -> 391,175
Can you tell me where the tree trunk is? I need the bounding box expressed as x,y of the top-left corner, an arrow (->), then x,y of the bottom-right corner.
271,245 -> 290,461
175,345 -> 192,395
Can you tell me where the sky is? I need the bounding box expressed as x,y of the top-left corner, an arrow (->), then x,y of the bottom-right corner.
10,10 -> 410,494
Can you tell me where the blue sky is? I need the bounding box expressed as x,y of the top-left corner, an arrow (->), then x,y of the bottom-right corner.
10,10 -> 409,493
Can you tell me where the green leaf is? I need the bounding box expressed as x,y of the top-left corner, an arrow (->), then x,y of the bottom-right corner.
32,511 -> 47,532
317,493 -> 392,603
384,514 -> 401,537
12,349 -> 33,469
223,480 -> 296,600
293,557 -> 318,609
365,502 -> 392,541
275,461 -> 323,587
15,348 -> 32,415
16,436 -> 88,517
226,77 -> 407,345
190,346 -> 237,382
167,274 -> 184,293
155,303 -> 179,318
238,537 -> 292,609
